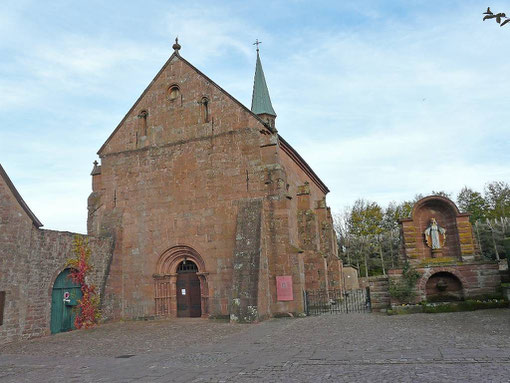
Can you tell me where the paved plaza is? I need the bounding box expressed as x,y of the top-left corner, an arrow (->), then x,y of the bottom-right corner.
1,309 -> 509,382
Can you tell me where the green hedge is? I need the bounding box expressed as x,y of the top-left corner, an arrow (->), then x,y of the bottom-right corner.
422,300 -> 508,313
387,299 -> 508,315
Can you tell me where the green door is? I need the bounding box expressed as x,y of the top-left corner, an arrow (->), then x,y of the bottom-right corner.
50,269 -> 82,334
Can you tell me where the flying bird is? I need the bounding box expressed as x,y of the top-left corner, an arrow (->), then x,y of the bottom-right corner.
501,18 -> 510,26
483,12 -> 506,23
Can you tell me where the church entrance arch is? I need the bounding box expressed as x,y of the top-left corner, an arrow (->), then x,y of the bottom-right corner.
153,245 -> 209,317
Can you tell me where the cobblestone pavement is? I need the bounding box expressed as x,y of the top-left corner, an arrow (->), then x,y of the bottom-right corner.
1,309 -> 510,382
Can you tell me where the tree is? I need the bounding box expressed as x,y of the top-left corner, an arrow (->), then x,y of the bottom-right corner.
474,218 -> 510,261
457,186 -> 488,223
347,199 -> 383,236
484,181 -> 510,219
431,190 -> 452,199
383,200 -> 414,227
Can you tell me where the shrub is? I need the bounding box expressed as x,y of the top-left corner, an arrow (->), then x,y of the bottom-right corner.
388,262 -> 421,303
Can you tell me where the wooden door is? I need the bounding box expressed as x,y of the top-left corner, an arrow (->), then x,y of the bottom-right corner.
176,271 -> 201,317
50,269 -> 82,334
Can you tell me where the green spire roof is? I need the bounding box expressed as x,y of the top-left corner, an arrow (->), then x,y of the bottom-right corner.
251,51 -> 276,117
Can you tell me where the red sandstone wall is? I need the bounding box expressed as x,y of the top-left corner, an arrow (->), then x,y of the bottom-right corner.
401,197 -> 477,264
278,148 -> 339,291
0,174 -> 34,343
90,54 -> 276,319
388,263 -> 501,304
1,175 -> 113,344
89,53 -> 338,320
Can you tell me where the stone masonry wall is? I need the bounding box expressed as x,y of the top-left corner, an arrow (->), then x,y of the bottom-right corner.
388,263 -> 501,304
359,276 -> 390,311
88,52 -> 336,321
89,54 -> 278,320
401,196 -> 476,264
230,199 -> 263,322
1,228 -> 113,345
1,168 -> 113,344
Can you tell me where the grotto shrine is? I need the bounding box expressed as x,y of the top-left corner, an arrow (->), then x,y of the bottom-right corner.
393,195 -> 501,302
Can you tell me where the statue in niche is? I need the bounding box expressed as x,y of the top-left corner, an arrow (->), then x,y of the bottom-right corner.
424,218 -> 446,249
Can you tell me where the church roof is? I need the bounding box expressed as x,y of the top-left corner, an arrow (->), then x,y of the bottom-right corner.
251,51 -> 276,117
0,164 -> 43,228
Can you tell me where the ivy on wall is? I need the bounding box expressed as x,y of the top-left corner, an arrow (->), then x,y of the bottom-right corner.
66,235 -> 101,329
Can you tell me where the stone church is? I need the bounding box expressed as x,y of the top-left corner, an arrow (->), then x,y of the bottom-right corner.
87,40 -> 341,322
0,41 -> 340,344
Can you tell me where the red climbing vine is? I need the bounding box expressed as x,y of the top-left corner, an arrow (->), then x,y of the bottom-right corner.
66,235 -> 101,329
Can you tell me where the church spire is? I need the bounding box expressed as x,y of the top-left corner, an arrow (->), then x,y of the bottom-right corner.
251,40 -> 276,127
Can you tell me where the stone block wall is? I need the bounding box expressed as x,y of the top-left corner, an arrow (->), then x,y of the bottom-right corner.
1,164 -> 113,344
416,263 -> 501,300
0,227 -> 112,345
388,262 -> 501,304
230,199 -> 263,322
87,52 -> 338,322
400,196 -> 476,264
359,276 -> 390,311
342,266 -> 360,290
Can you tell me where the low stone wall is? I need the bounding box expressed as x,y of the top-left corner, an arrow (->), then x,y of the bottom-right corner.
359,276 -> 390,311
0,228 -> 113,345
388,262 -> 501,304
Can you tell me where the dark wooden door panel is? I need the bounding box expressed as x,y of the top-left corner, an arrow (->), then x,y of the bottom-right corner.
176,272 -> 201,317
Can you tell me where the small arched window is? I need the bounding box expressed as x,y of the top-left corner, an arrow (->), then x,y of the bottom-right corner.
200,97 -> 209,123
168,85 -> 180,102
137,110 -> 148,136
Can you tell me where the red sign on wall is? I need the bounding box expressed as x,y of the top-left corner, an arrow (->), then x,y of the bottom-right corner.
276,276 -> 293,301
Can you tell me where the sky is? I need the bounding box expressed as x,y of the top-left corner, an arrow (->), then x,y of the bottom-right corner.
1,0 -> 509,233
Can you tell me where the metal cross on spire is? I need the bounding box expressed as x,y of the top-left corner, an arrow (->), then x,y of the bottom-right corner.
253,39 -> 262,52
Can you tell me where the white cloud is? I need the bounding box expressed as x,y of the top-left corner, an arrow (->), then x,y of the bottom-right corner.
262,5 -> 510,216
1,1 -> 509,232
162,5 -> 262,63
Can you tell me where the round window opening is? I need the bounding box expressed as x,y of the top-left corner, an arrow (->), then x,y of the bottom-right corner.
168,86 -> 180,101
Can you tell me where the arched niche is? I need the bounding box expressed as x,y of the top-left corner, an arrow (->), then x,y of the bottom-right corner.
411,196 -> 462,259
425,271 -> 464,302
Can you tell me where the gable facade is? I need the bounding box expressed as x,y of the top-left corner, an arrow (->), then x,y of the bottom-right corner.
88,48 -> 341,321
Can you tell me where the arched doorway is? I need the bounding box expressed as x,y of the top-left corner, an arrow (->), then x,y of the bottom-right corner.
176,260 -> 201,317
425,272 -> 463,302
153,245 -> 209,317
50,269 -> 82,334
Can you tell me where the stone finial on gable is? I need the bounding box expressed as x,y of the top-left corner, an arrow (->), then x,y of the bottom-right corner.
91,160 -> 101,176
173,37 -> 181,55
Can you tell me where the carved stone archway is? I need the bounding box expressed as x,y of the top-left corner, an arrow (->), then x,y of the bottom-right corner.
153,245 -> 209,318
